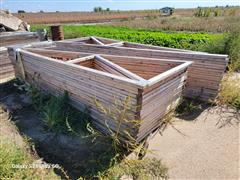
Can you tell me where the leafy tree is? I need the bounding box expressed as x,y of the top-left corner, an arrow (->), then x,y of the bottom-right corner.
94,7 -> 103,12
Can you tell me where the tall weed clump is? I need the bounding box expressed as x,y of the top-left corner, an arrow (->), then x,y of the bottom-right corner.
15,77 -> 91,134
94,96 -> 142,154
219,74 -> 240,109
42,91 -> 91,134
193,26 -> 240,72
225,27 -> 240,72
42,91 -> 69,132
93,97 -> 168,179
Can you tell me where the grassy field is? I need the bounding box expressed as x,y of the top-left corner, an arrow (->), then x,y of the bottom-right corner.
111,16 -> 240,33
14,8 -> 198,24
15,10 -> 161,24
109,7 -> 240,33
15,7 -> 239,27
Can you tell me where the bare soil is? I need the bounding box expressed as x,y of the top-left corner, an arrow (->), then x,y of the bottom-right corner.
148,102 -> 240,179
0,82 -> 112,179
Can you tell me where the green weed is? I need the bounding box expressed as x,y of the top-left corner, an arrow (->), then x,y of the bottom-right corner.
194,26 -> 240,71
176,98 -> 204,116
42,91 -> 92,134
226,27 -> 240,72
42,91 -> 69,132
15,78 -> 92,135
13,76 -> 50,110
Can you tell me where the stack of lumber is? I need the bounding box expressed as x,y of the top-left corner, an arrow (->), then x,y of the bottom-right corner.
0,31 -> 40,83
54,38 -> 228,100
0,47 -> 15,82
8,46 -> 191,142
0,32 -> 39,47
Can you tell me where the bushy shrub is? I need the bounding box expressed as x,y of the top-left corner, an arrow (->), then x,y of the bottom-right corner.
192,27 -> 240,72
42,91 -> 91,134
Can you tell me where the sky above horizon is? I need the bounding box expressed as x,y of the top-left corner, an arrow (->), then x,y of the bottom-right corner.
1,0 -> 239,13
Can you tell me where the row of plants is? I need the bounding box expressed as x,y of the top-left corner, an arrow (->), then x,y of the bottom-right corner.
65,26 -> 224,50
31,25 -> 223,50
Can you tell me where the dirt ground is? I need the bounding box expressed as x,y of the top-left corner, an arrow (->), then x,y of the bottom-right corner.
0,83 -> 112,179
147,105 -> 240,179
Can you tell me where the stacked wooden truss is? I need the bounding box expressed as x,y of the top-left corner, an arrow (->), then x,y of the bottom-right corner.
58,36 -> 229,100
0,31 -> 39,82
7,36 -> 228,142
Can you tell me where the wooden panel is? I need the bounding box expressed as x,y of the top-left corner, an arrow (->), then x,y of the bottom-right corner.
9,49 -> 142,140
137,70 -> 188,141
0,32 -> 39,47
0,31 -> 41,83
55,41 -> 227,100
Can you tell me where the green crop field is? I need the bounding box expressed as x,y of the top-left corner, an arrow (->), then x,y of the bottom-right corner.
31,25 -> 224,50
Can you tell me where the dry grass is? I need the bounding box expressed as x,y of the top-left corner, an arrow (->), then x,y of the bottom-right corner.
14,8 -> 197,25
98,157 -> 168,179
14,10 -> 161,24
0,107 -> 60,179
111,16 -> 240,33
15,7 -> 239,33
218,73 -> 240,109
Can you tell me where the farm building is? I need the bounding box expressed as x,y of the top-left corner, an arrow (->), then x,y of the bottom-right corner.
160,7 -> 174,16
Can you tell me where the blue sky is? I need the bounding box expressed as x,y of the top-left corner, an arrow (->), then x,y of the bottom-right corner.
1,0 -> 239,13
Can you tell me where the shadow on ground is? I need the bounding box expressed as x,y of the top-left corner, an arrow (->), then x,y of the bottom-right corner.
175,98 -> 212,121
0,82 -> 119,179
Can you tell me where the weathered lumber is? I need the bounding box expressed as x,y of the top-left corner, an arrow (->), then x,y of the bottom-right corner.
54,40 -> 227,100
8,44 -> 191,143
95,55 -> 146,81
90,36 -> 105,45
0,31 -> 41,83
